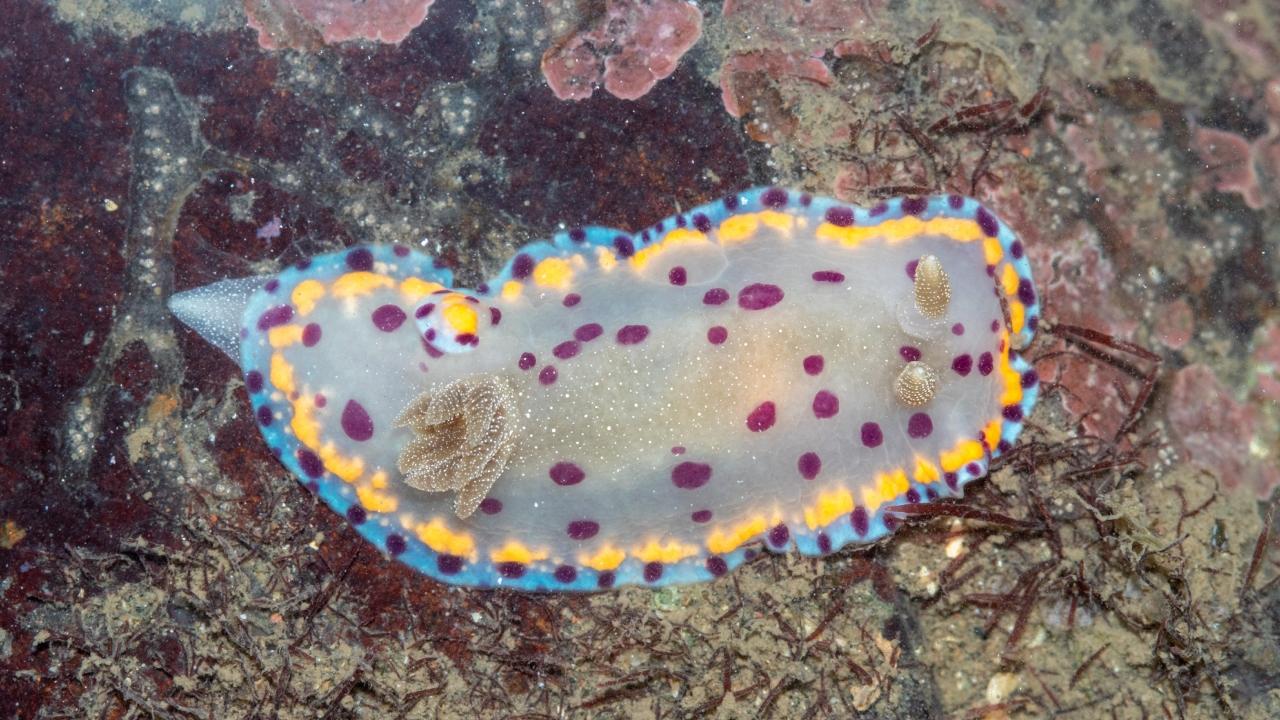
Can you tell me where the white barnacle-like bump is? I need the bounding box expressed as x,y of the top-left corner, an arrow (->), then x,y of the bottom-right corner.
394,374 -> 520,519
914,255 -> 951,318
895,361 -> 939,408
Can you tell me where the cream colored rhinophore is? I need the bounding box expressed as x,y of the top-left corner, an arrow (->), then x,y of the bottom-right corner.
913,255 -> 951,318
894,361 -> 938,407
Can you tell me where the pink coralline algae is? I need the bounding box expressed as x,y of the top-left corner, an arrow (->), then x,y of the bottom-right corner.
243,0 -> 436,50
719,51 -> 833,118
1167,364 -> 1280,499
1250,319 -> 1280,404
1029,228 -> 1140,440
1192,78 -> 1280,209
717,0 -> 883,141
1060,109 -> 1214,288
1193,1 -> 1280,78
1153,298 -> 1195,351
721,0 -> 882,54
540,0 -> 703,101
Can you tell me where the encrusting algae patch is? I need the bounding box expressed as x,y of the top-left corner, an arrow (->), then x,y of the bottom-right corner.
168,187 -> 1040,590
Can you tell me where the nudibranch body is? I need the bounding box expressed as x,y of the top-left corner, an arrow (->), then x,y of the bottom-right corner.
169,188 -> 1040,591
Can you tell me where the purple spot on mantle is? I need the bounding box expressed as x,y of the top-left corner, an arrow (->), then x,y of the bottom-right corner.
761,187 -> 788,208
978,352 -> 994,376
860,422 -> 883,448
803,355 -> 824,375
372,304 -> 406,332
825,206 -> 854,226
346,248 -> 374,271
798,452 -> 821,480
341,400 -> 374,442
497,562 -> 526,579
706,556 -> 728,576
616,324 -> 649,344
386,534 -> 407,555
643,562 -> 663,583
746,401 -> 776,431
851,506 -> 869,536
553,340 -> 581,359
566,520 -> 600,540
297,448 -> 324,478
512,253 -> 534,279
812,391 -> 839,419
768,524 -> 790,547
574,323 -> 603,342
976,207 -> 999,237
672,461 -> 712,489
1017,278 -> 1037,306
901,197 -> 927,216
907,412 -> 933,438
539,365 -> 558,385
256,305 -> 293,331
738,283 -> 784,310
550,462 -> 585,486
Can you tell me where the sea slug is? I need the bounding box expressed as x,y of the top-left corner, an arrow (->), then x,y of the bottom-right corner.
169,188 -> 1040,590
